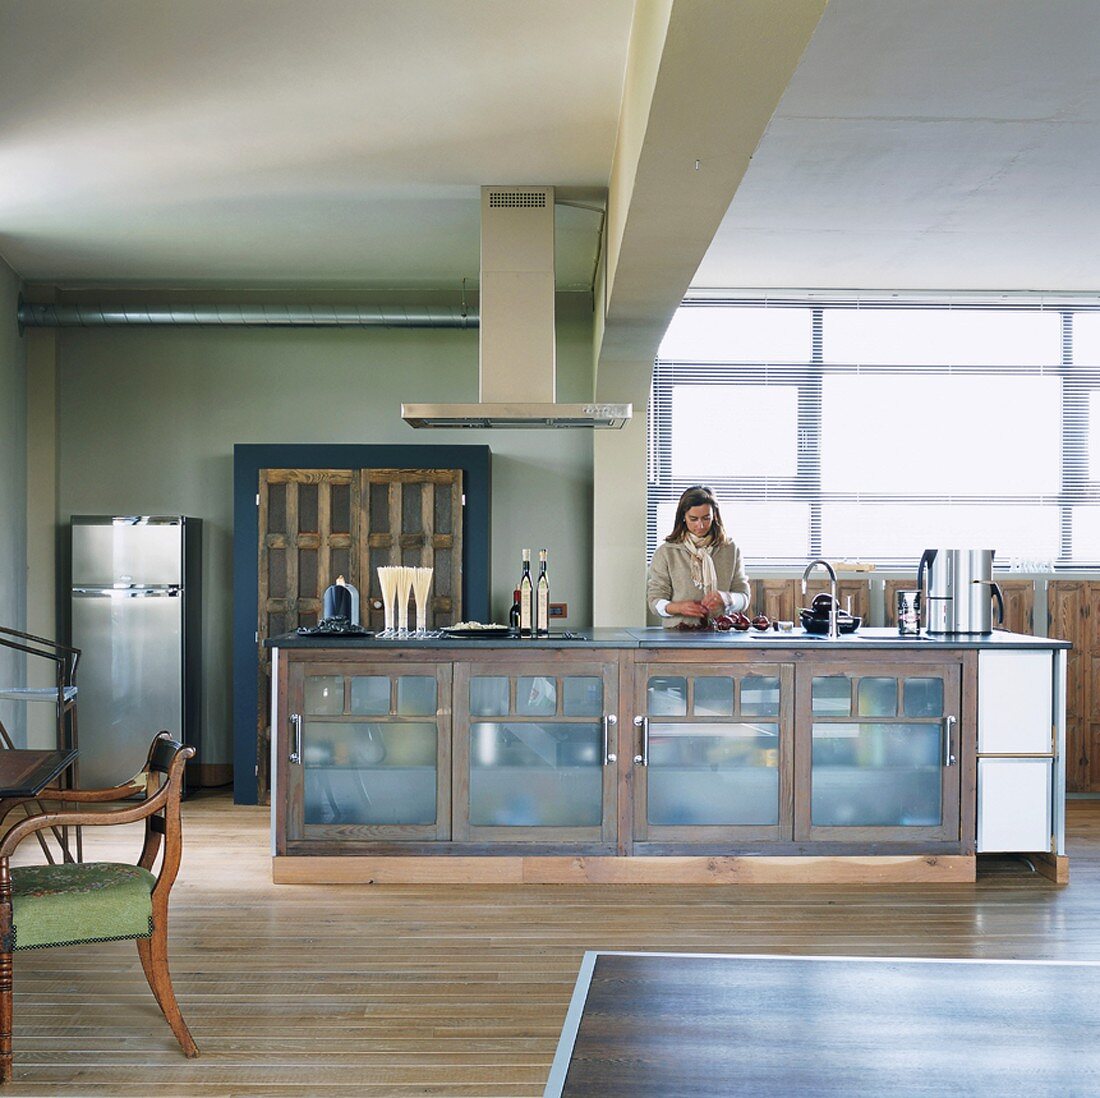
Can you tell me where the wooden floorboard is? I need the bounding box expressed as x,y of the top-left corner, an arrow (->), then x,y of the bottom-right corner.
8,793 -> 1100,1095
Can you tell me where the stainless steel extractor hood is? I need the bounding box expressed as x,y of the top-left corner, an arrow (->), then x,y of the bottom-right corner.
401,186 -> 632,430
402,402 -> 632,429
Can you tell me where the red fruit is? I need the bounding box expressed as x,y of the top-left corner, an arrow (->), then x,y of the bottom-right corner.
752,614 -> 771,631
732,612 -> 752,631
713,614 -> 734,631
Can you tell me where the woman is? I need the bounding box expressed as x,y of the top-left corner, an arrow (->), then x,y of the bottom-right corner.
646,485 -> 751,628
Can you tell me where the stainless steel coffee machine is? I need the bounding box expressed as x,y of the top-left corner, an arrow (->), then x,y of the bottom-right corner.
917,549 -> 1005,635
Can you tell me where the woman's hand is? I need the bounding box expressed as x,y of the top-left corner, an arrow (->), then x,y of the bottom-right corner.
701,592 -> 725,614
667,599 -> 708,618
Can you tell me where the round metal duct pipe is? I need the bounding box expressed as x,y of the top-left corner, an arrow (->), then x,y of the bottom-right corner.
18,301 -> 478,330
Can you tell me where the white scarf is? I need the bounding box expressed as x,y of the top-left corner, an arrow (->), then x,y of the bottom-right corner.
680,532 -> 720,594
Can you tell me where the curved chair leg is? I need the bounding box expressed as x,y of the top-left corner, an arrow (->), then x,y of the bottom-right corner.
136,921 -> 199,1058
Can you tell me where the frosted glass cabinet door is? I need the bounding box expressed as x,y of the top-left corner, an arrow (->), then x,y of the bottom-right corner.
453,661 -> 619,843
284,661 -> 451,843
797,662 -> 962,843
633,662 -> 794,843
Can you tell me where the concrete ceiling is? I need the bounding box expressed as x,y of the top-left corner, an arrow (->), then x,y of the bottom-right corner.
695,0 -> 1100,292
0,0 -> 633,287
1,0 -> 1098,294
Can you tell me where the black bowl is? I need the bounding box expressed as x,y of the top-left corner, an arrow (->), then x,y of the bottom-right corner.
799,608 -> 861,635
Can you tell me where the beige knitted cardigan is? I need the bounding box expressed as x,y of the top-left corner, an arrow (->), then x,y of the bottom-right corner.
646,539 -> 751,629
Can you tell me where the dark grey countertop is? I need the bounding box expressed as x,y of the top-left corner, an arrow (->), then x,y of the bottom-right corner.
267,626 -> 1070,650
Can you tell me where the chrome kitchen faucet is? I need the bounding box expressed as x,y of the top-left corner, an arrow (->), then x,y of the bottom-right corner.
802,559 -> 839,640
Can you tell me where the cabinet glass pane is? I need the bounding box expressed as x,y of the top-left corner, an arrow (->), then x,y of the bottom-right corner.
470,676 -> 509,716
904,677 -> 944,718
563,676 -> 603,717
694,677 -> 734,716
648,722 -> 780,826
811,722 -> 941,827
397,675 -> 437,716
302,721 -> 437,825
741,675 -> 780,717
469,722 -> 602,827
516,676 -> 557,716
858,677 -> 898,717
305,676 -> 343,715
648,676 -> 688,716
350,676 -> 390,715
812,676 -> 851,716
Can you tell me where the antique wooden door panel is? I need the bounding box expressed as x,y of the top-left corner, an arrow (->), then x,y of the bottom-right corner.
257,470 -> 359,800
803,579 -> 869,622
757,579 -> 868,625
1048,581 -> 1088,791
360,469 -> 463,632
996,580 -> 1035,634
754,580 -> 796,623
257,467 -> 463,803
1087,582 -> 1100,792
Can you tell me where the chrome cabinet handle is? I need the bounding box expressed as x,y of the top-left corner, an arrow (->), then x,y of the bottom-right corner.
943,715 -> 957,767
633,715 -> 649,766
602,715 -> 617,764
290,713 -> 303,765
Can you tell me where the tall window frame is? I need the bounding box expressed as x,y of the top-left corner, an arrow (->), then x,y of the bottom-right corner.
648,297 -> 1100,570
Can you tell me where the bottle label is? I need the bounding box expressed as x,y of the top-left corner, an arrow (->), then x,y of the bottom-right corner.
536,587 -> 549,634
520,591 -> 532,633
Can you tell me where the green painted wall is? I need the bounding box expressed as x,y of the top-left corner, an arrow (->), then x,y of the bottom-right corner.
54,296 -> 595,767
0,260 -> 27,740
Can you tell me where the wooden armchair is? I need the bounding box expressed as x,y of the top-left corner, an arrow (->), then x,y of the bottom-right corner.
0,732 -> 198,1083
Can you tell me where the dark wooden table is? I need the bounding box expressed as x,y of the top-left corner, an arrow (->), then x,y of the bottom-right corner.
546,951 -> 1100,1097
0,749 -> 81,863
0,749 -> 78,798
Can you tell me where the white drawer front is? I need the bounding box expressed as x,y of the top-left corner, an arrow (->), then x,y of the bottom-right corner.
977,758 -> 1052,853
977,651 -> 1052,754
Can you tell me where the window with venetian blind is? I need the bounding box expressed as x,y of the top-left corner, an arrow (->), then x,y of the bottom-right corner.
647,298 -> 1100,570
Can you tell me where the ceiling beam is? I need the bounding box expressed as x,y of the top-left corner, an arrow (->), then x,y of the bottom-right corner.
596,0 -> 827,400
591,0 -> 826,629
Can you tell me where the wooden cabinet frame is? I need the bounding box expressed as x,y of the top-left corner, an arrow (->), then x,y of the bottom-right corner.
793,657 -> 963,844
452,657 -> 619,845
288,655 -> 455,844
631,660 -> 794,846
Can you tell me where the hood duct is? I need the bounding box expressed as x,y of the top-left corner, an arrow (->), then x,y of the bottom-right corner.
401,185 -> 631,430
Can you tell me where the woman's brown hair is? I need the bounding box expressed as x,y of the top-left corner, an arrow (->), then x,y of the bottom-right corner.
664,485 -> 728,545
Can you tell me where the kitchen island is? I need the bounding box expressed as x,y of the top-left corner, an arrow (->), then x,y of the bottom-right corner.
267,628 -> 1069,885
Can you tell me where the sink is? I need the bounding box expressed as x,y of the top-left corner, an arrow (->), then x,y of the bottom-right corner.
854,633 -> 931,641
737,630 -> 825,639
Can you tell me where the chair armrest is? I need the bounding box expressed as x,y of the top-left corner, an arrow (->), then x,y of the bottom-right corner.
33,778 -> 147,803
0,780 -> 171,860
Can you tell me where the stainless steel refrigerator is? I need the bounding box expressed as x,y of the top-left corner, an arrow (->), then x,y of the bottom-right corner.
70,516 -> 201,788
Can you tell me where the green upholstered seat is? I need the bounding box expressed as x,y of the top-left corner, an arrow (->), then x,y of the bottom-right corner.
11,863 -> 155,951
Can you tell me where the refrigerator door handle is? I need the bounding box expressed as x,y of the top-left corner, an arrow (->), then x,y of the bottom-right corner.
72,587 -> 181,597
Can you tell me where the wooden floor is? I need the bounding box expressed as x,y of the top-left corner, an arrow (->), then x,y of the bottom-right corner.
9,795 -> 1100,1097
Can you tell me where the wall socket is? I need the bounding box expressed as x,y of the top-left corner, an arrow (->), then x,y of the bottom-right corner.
549,602 -> 568,619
